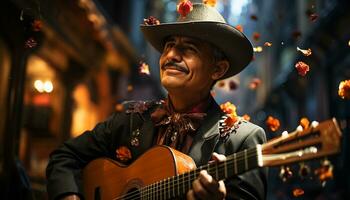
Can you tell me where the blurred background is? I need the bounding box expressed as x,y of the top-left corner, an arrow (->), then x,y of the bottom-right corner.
0,0 -> 349,199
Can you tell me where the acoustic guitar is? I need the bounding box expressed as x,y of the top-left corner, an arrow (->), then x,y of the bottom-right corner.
83,118 -> 342,200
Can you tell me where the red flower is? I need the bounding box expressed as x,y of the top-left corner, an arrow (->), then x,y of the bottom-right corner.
338,80 -> 350,99
143,16 -> 160,25
177,1 -> 193,17
32,19 -> 43,32
116,146 -> 132,162
266,116 -> 280,132
252,32 -> 260,42
295,61 -> 310,76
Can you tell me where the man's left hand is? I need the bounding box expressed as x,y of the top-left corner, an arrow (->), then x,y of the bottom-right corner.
186,153 -> 227,200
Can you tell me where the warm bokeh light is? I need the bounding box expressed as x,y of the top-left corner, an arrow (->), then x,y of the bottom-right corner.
34,80 -> 53,93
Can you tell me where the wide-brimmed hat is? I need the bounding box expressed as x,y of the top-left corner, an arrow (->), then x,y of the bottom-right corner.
140,3 -> 253,79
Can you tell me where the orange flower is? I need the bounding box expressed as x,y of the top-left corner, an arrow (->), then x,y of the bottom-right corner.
292,188 -> 305,197
300,117 -> 310,129
235,25 -> 243,33
116,146 -> 132,162
177,0 -> 193,17
338,80 -> 350,99
295,61 -> 310,76
220,102 -> 237,116
224,115 -> 238,127
217,81 -> 225,88
297,47 -> 312,56
203,0 -> 216,7
266,116 -> 280,131
242,114 -> 251,121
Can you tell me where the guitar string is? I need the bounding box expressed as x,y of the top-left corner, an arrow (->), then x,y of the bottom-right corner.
113,148 -> 257,200
116,152 -> 256,200
112,148 -> 257,200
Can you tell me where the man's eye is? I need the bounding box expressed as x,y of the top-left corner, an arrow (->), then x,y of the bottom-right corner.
164,42 -> 175,50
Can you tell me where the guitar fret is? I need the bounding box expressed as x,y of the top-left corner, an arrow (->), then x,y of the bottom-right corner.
244,149 -> 248,171
177,175 -> 180,196
182,173 -> 185,195
234,153 -> 237,174
168,177 -> 170,199
188,171 -> 191,191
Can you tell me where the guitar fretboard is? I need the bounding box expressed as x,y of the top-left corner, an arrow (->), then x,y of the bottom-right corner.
138,146 -> 261,199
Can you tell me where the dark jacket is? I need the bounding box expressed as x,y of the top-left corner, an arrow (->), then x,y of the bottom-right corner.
46,100 -> 267,200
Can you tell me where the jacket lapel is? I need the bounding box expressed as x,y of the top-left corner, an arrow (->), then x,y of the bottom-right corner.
188,101 -> 223,166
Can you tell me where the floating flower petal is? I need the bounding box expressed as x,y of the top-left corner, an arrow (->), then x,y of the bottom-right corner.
203,0 -> 216,7
242,114 -> 251,121
253,32 -> 261,41
266,116 -> 280,132
315,159 -> 333,186
249,78 -> 261,90
235,25 -> 243,33
139,62 -> 151,75
295,61 -> 310,76
115,103 -> 124,112
177,0 -> 193,17
338,80 -> 350,99
292,188 -> 305,197
297,47 -> 312,56
264,42 -> 272,47
250,15 -> 258,21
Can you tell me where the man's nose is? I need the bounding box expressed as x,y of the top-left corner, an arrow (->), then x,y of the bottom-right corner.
166,46 -> 182,62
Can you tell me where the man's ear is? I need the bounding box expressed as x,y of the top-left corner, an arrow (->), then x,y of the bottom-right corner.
211,60 -> 229,80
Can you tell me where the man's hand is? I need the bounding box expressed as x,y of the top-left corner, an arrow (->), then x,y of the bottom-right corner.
186,153 -> 227,200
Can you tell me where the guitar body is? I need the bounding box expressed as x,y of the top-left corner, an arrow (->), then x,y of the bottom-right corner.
83,145 -> 196,200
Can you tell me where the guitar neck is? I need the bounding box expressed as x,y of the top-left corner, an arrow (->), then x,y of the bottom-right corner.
140,146 -> 261,199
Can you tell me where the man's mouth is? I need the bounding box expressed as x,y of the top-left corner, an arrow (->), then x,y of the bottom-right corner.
162,61 -> 189,74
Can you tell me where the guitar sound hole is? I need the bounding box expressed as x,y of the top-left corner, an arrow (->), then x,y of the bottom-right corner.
124,188 -> 141,200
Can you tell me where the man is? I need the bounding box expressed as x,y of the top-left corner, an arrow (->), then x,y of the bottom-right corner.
46,3 -> 267,200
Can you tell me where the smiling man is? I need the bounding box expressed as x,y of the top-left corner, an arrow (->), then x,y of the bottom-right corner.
47,3 -> 267,200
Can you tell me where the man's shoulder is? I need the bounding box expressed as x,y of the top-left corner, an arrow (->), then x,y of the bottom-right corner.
117,100 -> 164,115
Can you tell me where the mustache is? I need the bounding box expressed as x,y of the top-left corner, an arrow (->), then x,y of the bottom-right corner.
162,60 -> 189,73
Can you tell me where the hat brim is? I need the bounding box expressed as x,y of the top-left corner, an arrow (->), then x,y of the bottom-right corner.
141,21 -> 253,79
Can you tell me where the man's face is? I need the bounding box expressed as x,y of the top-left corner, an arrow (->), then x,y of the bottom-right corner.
159,36 -> 218,94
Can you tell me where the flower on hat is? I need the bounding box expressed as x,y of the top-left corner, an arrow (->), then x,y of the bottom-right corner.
143,16 -> 160,25
177,0 -> 193,17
